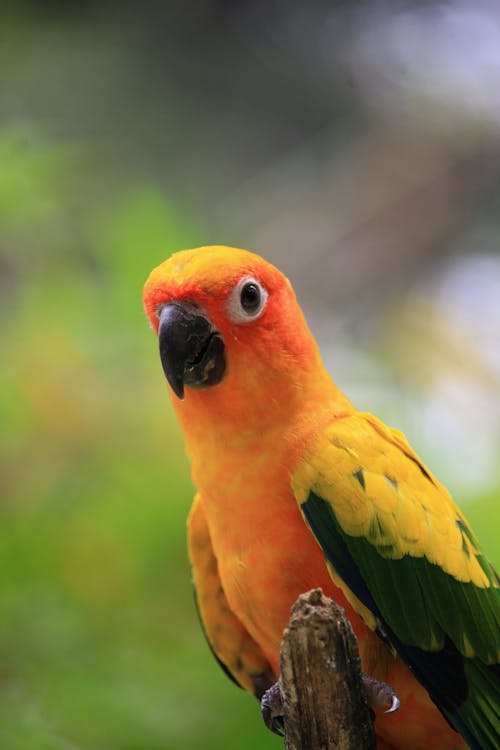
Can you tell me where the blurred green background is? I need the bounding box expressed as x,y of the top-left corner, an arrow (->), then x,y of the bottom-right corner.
1,2 -> 499,749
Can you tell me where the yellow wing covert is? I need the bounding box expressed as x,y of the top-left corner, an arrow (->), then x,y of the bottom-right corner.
291,412 -> 500,750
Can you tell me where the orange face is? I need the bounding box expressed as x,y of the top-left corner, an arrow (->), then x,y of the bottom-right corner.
143,245 -> 321,408
143,245 -> 291,334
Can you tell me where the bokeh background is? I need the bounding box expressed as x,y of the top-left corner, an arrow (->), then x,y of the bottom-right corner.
1,1 -> 499,748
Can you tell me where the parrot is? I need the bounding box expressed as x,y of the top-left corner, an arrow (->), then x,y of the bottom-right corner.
143,245 -> 500,750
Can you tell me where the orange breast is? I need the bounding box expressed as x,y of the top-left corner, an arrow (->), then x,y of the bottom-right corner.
200,469 -> 466,750
182,391 -> 465,750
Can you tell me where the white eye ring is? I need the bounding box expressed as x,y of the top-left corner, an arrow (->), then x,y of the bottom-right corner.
227,276 -> 268,323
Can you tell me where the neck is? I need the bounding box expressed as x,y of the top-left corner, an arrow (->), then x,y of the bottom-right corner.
173,355 -> 352,494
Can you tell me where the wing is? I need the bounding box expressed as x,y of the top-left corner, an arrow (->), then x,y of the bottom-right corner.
187,494 -> 276,699
292,412 -> 500,750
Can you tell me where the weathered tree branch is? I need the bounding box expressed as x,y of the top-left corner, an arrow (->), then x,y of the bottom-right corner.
278,588 -> 376,750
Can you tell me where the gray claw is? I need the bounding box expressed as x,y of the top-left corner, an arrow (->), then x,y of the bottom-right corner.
261,681 -> 285,736
361,673 -> 400,714
384,694 -> 401,714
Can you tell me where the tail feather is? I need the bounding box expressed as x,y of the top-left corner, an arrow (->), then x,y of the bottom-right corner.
446,660 -> 500,750
388,631 -> 499,750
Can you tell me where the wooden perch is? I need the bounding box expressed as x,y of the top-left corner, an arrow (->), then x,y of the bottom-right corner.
279,588 -> 376,750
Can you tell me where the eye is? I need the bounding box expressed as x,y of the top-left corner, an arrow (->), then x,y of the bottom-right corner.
227,276 -> 268,323
240,282 -> 261,313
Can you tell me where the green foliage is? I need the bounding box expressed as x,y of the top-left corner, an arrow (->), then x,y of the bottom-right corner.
0,131 -> 276,749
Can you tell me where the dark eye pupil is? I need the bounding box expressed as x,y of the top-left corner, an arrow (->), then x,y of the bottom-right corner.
240,283 -> 261,313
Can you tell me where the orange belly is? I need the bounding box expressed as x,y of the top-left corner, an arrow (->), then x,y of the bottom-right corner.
214,497 -> 466,750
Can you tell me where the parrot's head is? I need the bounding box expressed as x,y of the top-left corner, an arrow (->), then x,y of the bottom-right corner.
143,246 -> 337,434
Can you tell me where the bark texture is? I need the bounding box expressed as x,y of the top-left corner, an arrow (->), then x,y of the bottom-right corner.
280,588 -> 376,750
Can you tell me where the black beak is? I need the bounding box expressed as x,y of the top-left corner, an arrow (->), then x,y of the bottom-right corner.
158,303 -> 226,399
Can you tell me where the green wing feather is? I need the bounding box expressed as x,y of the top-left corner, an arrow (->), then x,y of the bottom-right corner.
292,412 -> 500,750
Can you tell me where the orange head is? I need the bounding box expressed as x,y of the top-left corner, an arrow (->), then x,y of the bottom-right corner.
143,246 -> 343,438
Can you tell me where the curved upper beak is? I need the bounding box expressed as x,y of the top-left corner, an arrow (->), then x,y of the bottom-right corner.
157,303 -> 226,399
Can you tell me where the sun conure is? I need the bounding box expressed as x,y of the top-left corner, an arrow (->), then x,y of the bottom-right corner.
143,245 -> 500,750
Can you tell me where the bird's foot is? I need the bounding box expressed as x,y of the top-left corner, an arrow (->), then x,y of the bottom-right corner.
261,680 -> 285,736
261,673 -> 399,735
362,674 -> 400,714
